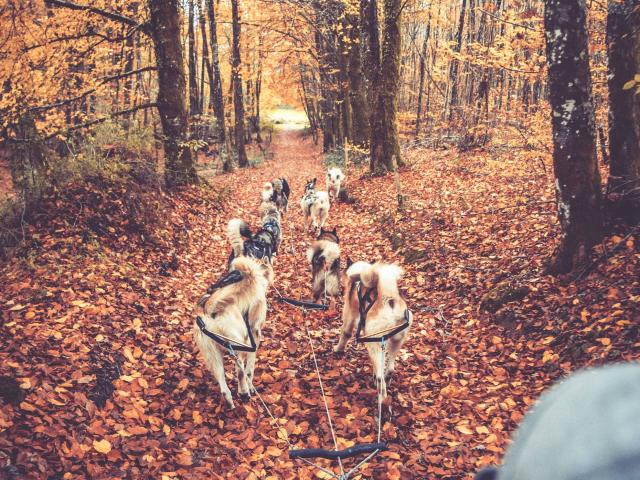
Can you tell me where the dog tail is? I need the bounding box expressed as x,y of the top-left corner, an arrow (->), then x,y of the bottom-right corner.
227,218 -> 251,257
347,262 -> 403,298
281,178 -> 290,198
261,182 -> 274,202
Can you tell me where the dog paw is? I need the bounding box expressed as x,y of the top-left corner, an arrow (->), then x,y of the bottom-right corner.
333,346 -> 345,355
239,392 -> 251,403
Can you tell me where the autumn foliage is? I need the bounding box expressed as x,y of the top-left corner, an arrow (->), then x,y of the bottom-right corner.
1,0 -> 640,478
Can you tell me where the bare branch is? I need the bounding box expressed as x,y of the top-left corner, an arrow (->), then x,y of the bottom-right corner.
44,0 -> 149,34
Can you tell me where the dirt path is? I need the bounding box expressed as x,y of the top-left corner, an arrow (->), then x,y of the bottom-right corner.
192,130 -> 411,478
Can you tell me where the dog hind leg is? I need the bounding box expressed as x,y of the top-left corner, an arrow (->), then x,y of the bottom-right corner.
368,344 -> 388,400
334,306 -> 358,353
236,352 -> 251,401
384,338 -> 403,387
204,346 -> 235,408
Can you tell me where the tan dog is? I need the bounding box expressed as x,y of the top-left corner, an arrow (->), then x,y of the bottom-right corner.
334,261 -> 413,399
194,256 -> 274,408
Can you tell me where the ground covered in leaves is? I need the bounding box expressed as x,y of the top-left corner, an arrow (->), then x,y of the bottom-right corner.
1,131 -> 639,479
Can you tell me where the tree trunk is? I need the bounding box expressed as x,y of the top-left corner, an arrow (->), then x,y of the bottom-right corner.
198,0 -> 208,113
367,0 -> 402,174
607,0 -> 640,222
9,115 -> 48,206
347,11 -> 369,146
231,0 -> 248,168
206,0 -> 228,163
255,63 -> 263,143
448,0 -> 467,121
187,0 -> 200,116
544,0 -> 603,274
148,0 -> 197,187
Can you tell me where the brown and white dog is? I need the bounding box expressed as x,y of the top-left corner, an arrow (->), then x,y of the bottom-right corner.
326,167 -> 345,201
306,227 -> 341,303
300,178 -> 331,233
194,256 -> 274,408
334,261 -> 413,399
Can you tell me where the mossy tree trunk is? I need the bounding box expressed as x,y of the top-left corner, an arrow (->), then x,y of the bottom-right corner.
544,0 -> 603,274
148,0 -> 197,187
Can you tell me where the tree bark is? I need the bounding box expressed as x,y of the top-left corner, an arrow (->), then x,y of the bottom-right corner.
187,0 -> 200,116
607,0 -> 640,222
448,0 -> 467,121
231,0 -> 248,168
206,0 -> 227,160
415,6 -> 432,137
148,0 -> 197,187
544,0 -> 603,274
347,11 -> 369,146
366,0 -> 402,174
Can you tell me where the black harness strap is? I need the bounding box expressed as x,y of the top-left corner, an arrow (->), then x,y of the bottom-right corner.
289,442 -> 387,460
276,296 -> 328,310
355,282 -> 411,343
196,312 -> 257,352
198,271 -> 257,352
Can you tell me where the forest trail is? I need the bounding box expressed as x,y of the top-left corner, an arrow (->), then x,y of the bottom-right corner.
2,130 -> 639,479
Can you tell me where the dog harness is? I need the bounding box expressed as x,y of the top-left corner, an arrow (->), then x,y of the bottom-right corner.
243,230 -> 276,261
262,219 -> 281,248
196,270 -> 257,352
355,282 -> 411,343
196,312 -> 256,352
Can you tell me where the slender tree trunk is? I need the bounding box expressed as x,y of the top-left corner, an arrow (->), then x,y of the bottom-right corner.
448,0 -> 467,121
415,7 -> 432,136
148,0 -> 197,187
231,0 -> 248,167
255,63 -> 263,143
187,0 -> 200,115
122,28 -> 136,131
206,0 -> 228,164
607,0 -> 640,222
544,0 -> 603,274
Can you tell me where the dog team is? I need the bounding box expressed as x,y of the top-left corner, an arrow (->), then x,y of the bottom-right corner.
194,166 -> 413,408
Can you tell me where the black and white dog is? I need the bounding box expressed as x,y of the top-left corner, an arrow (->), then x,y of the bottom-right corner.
227,212 -> 281,265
